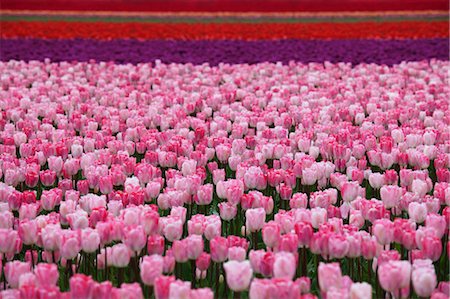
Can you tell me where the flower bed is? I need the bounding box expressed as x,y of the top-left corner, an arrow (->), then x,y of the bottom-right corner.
1,20 -> 447,40
0,60 -> 448,298
1,38 -> 448,65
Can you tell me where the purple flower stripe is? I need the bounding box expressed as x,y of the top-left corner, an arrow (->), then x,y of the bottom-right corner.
0,38 -> 448,65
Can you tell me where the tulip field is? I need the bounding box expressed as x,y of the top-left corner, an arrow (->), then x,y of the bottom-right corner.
0,1 -> 449,298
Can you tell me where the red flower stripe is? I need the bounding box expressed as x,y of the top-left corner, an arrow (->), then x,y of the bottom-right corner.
1,0 -> 448,12
1,21 -> 448,40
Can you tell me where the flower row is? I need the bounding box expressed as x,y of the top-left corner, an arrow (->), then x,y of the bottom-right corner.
1,21 -> 447,40
0,38 -> 448,66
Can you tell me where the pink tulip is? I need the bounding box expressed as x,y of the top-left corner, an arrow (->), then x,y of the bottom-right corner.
34,263 -> 59,287
123,225 -> 146,253
341,181 -> 360,203
380,185 -> 402,209
60,230 -> 81,260
148,235 -> 165,255
172,239 -> 189,263
40,170 -> 57,187
290,193 -> 308,209
246,208 -> 266,233
200,216 -> 219,240
210,236 -> 229,263
189,288 -> 213,299
372,219 -> 394,245
5,261 -> 30,289
18,220 -> 38,245
328,233 -> 349,259
92,281 -> 114,299
155,275 -> 176,299
378,260 -> 411,296
18,272 -> 37,288
218,202 -> 237,221
223,260 -> 253,292
421,235 -> 442,261
169,279 -> 191,298
311,207 -> 327,229
273,252 -> 296,280
408,202 -> 427,224
81,228 -> 101,253
163,218 -> 183,242
412,259 -> 437,298
186,234 -> 204,260
196,252 -> 211,271
99,175 -> 113,194
40,225 -> 62,252
259,252 -> 275,277
118,282 -> 143,299
294,221 -> 313,248
350,282 -> 372,299
318,262 -> 342,293
41,190 -> 59,211
262,221 -> 281,249
110,244 -> 131,268
228,246 -> 247,262
140,255 -> 164,286
195,184 -> 213,205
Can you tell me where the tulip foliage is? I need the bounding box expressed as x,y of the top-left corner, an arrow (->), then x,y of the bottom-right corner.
0,60 -> 449,299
